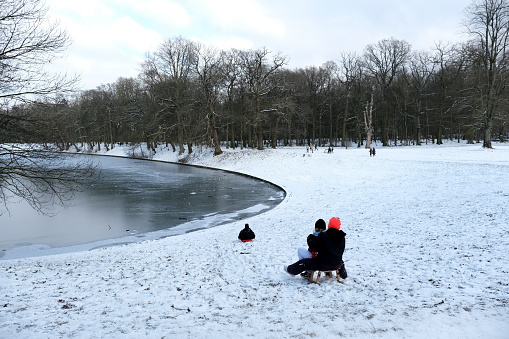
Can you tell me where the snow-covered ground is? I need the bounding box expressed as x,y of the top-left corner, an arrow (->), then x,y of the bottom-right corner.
1,141 -> 508,338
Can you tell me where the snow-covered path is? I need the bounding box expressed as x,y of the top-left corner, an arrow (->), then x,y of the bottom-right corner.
1,142 -> 508,338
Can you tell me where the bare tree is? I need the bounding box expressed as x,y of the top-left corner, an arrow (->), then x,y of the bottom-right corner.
0,0 -> 78,103
320,61 -> 338,146
220,49 -> 242,149
0,0 -> 94,215
194,44 -> 223,155
141,36 -> 198,154
363,38 -> 411,145
338,52 -> 363,147
430,43 -> 466,144
299,66 -> 325,146
0,143 -> 96,215
240,48 -> 287,150
407,50 -> 436,145
465,0 -> 509,148
363,93 -> 374,148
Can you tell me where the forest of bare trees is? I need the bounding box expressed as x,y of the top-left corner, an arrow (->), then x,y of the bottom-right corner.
3,0 -> 509,161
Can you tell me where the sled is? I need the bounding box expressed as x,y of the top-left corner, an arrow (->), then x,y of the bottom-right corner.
309,269 -> 344,285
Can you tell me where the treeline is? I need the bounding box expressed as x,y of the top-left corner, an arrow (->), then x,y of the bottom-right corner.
7,4 -> 509,154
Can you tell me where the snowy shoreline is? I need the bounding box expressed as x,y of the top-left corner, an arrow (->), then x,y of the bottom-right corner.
1,153 -> 286,260
1,141 -> 509,338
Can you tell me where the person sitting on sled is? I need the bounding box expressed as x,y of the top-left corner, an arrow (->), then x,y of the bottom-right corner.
297,219 -> 326,260
238,223 -> 255,242
285,217 -> 345,276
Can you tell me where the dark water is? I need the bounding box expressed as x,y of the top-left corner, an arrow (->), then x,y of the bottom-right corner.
0,155 -> 285,259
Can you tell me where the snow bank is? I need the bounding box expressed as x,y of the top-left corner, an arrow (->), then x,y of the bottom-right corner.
1,141 -> 508,338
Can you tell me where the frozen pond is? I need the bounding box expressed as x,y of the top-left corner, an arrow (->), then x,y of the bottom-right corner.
0,155 -> 285,259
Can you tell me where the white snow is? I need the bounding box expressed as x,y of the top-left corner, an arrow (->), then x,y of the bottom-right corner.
1,141 -> 509,338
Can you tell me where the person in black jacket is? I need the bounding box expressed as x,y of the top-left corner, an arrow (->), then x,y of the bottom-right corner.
238,224 -> 255,242
297,219 -> 327,261
285,217 -> 345,275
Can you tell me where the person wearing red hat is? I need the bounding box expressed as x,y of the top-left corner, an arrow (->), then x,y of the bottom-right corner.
328,216 -> 341,230
285,217 -> 346,276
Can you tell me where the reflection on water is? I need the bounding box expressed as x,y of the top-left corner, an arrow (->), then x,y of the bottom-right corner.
0,155 -> 285,259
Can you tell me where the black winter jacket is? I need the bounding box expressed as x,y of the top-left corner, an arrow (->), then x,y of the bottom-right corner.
307,228 -> 346,268
238,226 -> 255,241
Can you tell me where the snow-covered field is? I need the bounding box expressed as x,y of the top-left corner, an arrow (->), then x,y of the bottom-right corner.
1,141 -> 508,338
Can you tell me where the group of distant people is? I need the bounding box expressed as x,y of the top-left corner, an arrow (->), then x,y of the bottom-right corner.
306,144 -> 338,154
306,144 -> 376,157
369,147 -> 376,156
306,143 -> 319,153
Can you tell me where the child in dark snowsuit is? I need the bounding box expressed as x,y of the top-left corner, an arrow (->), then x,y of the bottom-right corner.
297,219 -> 326,260
238,224 -> 255,242
285,217 -> 346,275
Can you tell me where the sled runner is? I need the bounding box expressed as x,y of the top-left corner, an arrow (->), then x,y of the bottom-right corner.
308,262 -> 347,285
308,270 -> 343,285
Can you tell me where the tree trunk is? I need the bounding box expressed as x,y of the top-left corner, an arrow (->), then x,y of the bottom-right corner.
364,94 -> 373,148
329,101 -> 333,145
341,97 -> 349,147
177,127 -> 185,155
230,122 -> 235,149
416,114 -> 422,146
381,105 -> 389,146
483,113 -> 493,148
209,108 -> 222,155
272,116 -> 281,148
287,116 -> 292,146
437,117 -> 443,145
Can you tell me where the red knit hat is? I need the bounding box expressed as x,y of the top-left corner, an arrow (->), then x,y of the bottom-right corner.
328,217 -> 341,230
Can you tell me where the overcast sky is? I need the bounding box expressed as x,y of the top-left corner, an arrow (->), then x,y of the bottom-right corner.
46,0 -> 473,90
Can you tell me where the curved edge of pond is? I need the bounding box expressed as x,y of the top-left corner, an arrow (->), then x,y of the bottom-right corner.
79,152 -> 288,240
86,152 -> 288,198
0,152 -> 287,261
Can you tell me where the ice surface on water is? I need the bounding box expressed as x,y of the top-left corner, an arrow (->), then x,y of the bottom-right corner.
0,156 -> 284,259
